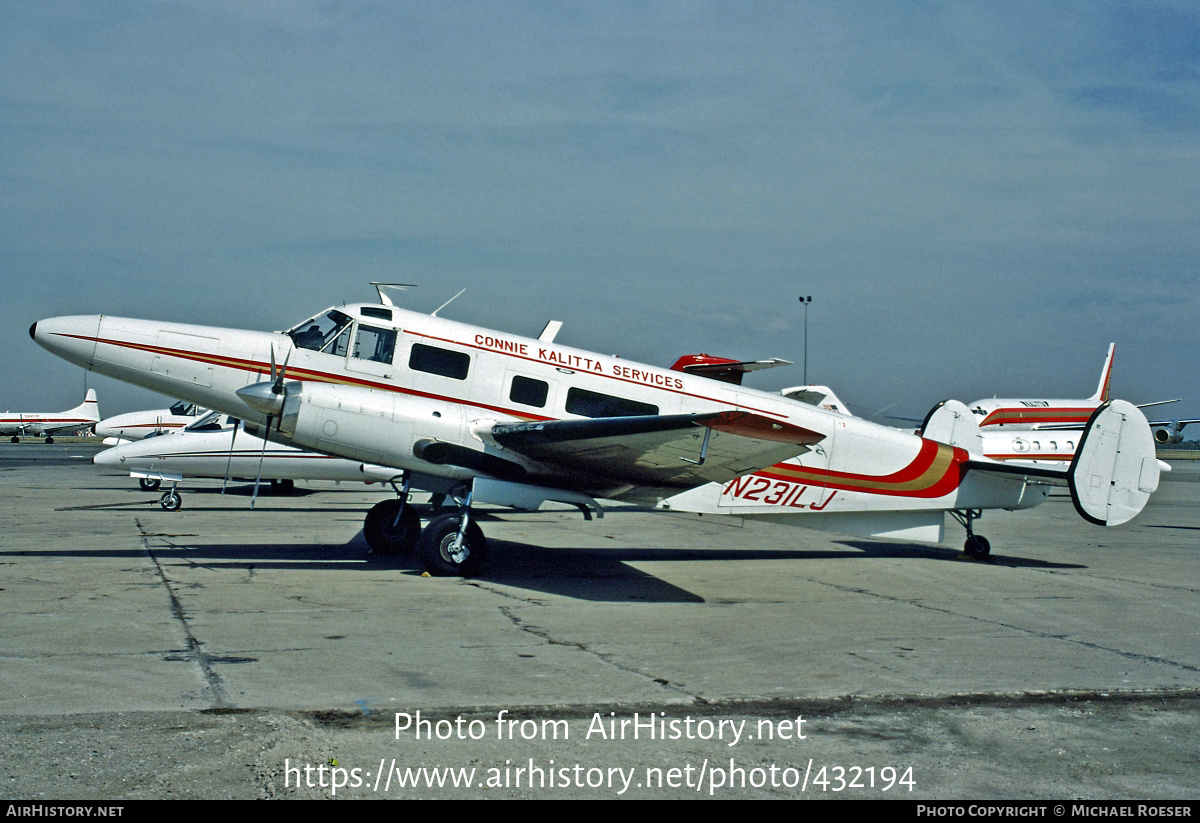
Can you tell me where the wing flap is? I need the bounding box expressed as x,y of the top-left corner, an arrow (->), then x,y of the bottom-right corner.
491,411 -> 823,498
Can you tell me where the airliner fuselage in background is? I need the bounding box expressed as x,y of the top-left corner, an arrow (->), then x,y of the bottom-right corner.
0,389 -> 99,443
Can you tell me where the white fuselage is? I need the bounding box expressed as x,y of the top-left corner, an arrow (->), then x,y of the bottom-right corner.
32,304 -> 1042,542
93,422 -> 402,485
94,403 -> 205,441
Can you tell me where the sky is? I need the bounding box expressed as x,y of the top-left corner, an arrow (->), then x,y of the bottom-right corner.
2,1 -> 1198,427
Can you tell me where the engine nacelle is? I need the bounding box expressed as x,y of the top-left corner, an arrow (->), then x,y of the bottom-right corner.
1154,425 -> 1184,445
275,381 -> 515,480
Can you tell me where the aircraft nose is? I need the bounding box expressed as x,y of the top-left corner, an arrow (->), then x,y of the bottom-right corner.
31,315 -> 103,368
93,447 -> 122,467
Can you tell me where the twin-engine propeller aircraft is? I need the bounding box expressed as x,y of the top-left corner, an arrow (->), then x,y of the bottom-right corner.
1,389 -> 100,443
94,410 -> 406,511
94,399 -> 206,443
31,287 -> 1161,575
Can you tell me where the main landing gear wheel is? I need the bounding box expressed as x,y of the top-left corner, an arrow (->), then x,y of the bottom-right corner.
10,436 -> 18,443
159,490 -> 182,511
417,512 -> 487,577
45,436 -> 54,444
363,498 -> 422,555
140,477 -> 162,491
270,478 -> 296,495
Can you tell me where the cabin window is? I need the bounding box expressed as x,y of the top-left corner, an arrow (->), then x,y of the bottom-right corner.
288,310 -> 353,353
565,387 -> 658,418
353,325 -> 397,364
510,376 -> 549,408
361,307 -> 393,321
409,343 -> 470,380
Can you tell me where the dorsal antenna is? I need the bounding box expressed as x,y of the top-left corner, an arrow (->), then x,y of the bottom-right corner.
432,288 -> 466,317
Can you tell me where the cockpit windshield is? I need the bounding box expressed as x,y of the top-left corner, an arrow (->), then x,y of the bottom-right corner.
288,309 -> 354,353
169,401 -> 197,416
183,411 -> 229,432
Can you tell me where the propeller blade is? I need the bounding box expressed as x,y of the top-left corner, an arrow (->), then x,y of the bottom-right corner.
251,415 -> 271,509
221,417 -> 239,495
273,347 -> 292,394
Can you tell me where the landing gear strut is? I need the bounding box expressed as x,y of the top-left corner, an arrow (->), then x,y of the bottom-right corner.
416,482 -> 487,577
950,508 -> 991,560
363,474 -> 422,555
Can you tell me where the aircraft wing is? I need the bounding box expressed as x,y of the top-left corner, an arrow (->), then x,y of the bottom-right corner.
41,421 -> 93,436
490,411 -> 823,499
1147,417 -> 1200,427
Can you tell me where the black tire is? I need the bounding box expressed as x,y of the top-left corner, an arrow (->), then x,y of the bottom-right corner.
964,535 -> 991,559
417,513 -> 487,577
271,478 -> 296,495
140,478 -> 162,491
363,499 -> 422,555
10,436 -> 18,443
159,491 -> 182,512
45,436 -> 54,444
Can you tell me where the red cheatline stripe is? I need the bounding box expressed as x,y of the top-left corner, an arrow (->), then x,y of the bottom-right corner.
55,333 -> 549,422
979,407 -> 1094,427
749,439 -> 967,498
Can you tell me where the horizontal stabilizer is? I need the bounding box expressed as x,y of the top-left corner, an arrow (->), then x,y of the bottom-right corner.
1069,400 -> 1159,526
962,399 -> 1159,527
669,355 -> 792,385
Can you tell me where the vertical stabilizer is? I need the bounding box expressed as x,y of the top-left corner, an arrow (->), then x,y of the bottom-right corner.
75,389 -> 100,422
1090,343 -> 1115,402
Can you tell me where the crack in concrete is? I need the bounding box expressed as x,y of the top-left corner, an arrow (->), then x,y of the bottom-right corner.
804,576 -> 1200,674
135,518 -> 230,708
497,605 -> 701,701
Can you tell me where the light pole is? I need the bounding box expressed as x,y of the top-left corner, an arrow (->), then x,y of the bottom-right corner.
799,296 -> 812,384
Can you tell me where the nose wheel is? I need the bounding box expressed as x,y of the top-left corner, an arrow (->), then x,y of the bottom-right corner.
159,487 -> 182,511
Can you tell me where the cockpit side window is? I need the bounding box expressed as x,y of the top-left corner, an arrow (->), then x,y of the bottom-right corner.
329,325 -> 352,357
288,310 -> 353,353
353,325 -> 397,364
169,401 -> 196,416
